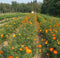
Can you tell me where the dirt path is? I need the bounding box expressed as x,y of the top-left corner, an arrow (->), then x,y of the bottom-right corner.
0,17 -> 22,27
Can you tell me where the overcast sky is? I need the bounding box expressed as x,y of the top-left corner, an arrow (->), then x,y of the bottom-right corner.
0,0 -> 43,4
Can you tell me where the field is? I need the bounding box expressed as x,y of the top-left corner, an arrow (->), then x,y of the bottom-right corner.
0,13 -> 60,58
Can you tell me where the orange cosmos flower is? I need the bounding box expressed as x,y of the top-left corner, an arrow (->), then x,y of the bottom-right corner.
49,28 -> 52,31
36,41 -> 39,44
24,46 -> 29,50
12,47 -> 15,50
39,44 -> 42,48
26,49 -> 32,54
13,18 -> 15,20
16,56 -> 18,58
39,49 -> 42,52
46,53 -> 49,56
0,51 -> 3,54
45,41 -> 48,44
36,29 -> 38,32
8,56 -> 13,58
43,39 -> 45,41
50,48 -> 53,51
54,50 -> 58,54
53,37 -> 56,40
45,30 -> 48,33
1,34 -> 3,37
36,45 -> 39,48
19,48 -> 23,51
6,25 -> 8,27
52,34 -> 56,37
58,42 -> 60,45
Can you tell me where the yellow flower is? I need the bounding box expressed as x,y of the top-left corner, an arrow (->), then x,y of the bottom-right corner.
6,35 -> 8,38
19,33 -> 21,36
40,29 -> 42,32
27,37 -> 29,39
16,56 -> 18,58
14,22 -> 15,24
6,35 -> 8,37
13,34 -> 15,37
30,22 -> 32,24
34,39 -> 36,41
51,32 -> 53,33
57,40 -> 59,42
21,45 -> 24,47
12,47 -> 15,49
19,48 -> 23,51
55,30 -> 57,33
9,41 -> 11,44
45,41 -> 48,44
45,30 -> 48,33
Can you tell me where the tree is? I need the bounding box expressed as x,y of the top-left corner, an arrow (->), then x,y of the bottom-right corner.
41,0 -> 60,16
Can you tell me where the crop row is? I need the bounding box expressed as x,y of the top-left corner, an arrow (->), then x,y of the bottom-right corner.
0,13 -> 28,21
0,14 -> 41,58
37,14 -> 60,58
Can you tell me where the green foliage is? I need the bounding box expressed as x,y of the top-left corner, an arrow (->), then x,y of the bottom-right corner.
0,1 -> 42,13
37,14 -> 60,58
41,0 -> 60,17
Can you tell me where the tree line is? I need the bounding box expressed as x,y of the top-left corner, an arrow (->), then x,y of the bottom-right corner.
41,0 -> 60,17
0,0 -> 60,17
0,1 -> 42,13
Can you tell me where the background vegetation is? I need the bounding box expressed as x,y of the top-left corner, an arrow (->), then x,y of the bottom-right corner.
0,0 -> 60,17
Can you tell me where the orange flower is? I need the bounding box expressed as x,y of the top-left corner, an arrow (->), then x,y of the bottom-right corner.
26,49 -> 32,54
36,41 -> 39,44
39,44 -> 42,48
36,45 -> 39,48
50,48 -> 53,51
24,46 -> 29,50
34,39 -> 37,41
54,50 -> 58,54
52,34 -> 56,37
53,37 -> 56,40
43,39 -> 45,41
6,25 -> 8,27
41,34 -> 43,36
16,56 -> 18,58
51,32 -> 53,33
8,56 -> 13,58
1,34 -> 3,37
45,41 -> 48,44
13,18 -> 15,20
58,42 -> 60,45
19,48 -> 23,51
46,53 -> 49,56
36,29 -> 38,32
39,49 -> 42,52
12,47 -> 15,50
45,30 -> 48,33
0,51 -> 3,54
49,29 -> 52,31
